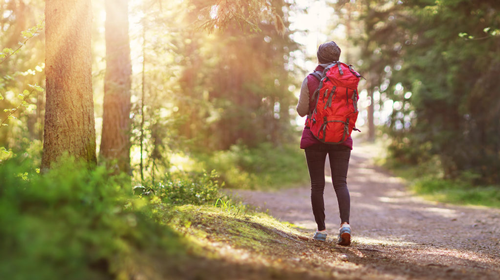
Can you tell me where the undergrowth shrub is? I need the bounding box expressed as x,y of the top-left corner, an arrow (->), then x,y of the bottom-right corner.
0,157 -> 186,280
195,143 -> 308,190
135,170 -> 223,206
411,177 -> 500,208
383,150 -> 500,208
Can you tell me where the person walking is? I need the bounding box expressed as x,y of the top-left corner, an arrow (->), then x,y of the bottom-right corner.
296,41 -> 354,246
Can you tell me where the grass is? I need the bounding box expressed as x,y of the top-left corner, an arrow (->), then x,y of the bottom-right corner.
0,155 -> 323,280
411,177 -> 500,208
361,130 -> 500,209
155,200 -> 346,280
380,156 -> 500,209
0,157 -> 189,280
193,142 -> 309,190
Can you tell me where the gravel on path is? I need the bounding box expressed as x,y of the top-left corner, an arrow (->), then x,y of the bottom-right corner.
229,142 -> 500,280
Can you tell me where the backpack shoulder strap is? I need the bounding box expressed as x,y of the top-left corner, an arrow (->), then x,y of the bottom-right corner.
309,71 -> 323,81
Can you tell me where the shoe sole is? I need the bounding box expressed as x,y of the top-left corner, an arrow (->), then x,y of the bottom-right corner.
338,232 -> 351,246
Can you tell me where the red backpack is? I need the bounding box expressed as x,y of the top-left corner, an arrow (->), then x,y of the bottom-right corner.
306,62 -> 361,144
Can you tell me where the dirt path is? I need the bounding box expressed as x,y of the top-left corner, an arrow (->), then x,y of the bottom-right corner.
230,142 -> 500,279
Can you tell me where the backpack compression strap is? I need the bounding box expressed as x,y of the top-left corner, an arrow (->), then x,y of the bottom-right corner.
310,70 -> 323,81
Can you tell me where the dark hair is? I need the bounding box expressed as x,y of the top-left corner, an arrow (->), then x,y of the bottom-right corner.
317,41 -> 341,63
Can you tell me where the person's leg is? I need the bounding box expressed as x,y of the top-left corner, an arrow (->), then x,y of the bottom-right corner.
328,146 -> 351,226
305,146 -> 328,231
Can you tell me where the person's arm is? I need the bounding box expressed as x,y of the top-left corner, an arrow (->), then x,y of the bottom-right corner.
296,77 -> 309,117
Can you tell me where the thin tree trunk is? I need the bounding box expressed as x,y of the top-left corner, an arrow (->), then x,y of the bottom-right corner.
100,0 -> 132,174
140,13 -> 147,182
42,0 -> 96,170
6,0 -> 27,48
367,75 -> 375,142
364,0 -> 375,142
36,86 -> 44,141
345,3 -> 352,63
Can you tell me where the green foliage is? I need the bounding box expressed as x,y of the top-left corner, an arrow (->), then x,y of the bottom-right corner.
163,0 -> 298,151
0,21 -> 44,64
195,0 -> 285,34
214,197 -> 250,216
136,170 -> 223,206
169,203 -> 299,257
412,178 -> 500,209
1,18 -> 46,158
1,87 -> 40,127
195,143 -> 308,190
360,0 -> 500,184
0,147 -> 12,162
384,158 -> 500,208
0,158 -> 186,280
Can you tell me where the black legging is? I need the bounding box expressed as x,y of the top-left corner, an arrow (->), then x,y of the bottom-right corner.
305,144 -> 351,231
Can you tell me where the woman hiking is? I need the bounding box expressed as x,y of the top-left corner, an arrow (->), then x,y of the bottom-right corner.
296,41 -> 357,246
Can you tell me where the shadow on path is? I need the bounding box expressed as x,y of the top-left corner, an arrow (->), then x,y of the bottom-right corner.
231,141 -> 500,279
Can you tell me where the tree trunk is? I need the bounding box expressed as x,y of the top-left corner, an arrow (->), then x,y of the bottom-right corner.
364,0 -> 375,142
139,7 -> 147,182
367,78 -> 375,142
42,0 -> 96,170
100,0 -> 132,174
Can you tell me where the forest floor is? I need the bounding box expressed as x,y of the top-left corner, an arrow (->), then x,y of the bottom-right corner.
225,142 -> 500,279
159,141 -> 500,280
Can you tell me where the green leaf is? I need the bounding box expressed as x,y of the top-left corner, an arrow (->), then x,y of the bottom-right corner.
23,89 -> 29,95
0,93 -> 3,100
483,27 -> 491,33
28,84 -> 44,92
21,30 -> 33,39
2,48 -> 13,55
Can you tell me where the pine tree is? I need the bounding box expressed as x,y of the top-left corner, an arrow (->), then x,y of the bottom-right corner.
42,0 -> 96,169
100,0 -> 132,174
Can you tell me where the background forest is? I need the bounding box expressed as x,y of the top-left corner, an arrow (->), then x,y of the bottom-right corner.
1,0 -> 500,279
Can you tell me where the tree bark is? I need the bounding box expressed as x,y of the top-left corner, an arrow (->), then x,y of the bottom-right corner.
367,76 -> 375,142
100,0 -> 132,174
139,8 -> 147,182
42,0 -> 96,170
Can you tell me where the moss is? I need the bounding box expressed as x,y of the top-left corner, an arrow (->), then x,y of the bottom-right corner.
166,203 -> 306,260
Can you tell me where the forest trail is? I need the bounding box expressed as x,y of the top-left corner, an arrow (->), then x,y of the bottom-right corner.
230,142 -> 500,279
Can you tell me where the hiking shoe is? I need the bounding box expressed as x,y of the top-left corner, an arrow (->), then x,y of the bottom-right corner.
313,231 -> 327,242
337,224 -> 351,246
